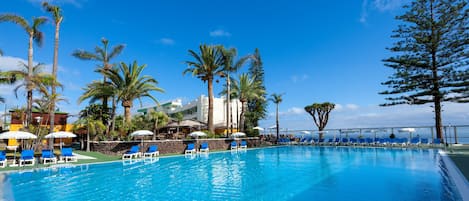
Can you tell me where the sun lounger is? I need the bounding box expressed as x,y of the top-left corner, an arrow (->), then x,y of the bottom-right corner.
239,141 -> 247,149
0,151 -> 6,168
230,141 -> 238,150
41,149 -> 57,164
19,149 -> 35,167
60,148 -> 78,162
199,142 -> 209,153
185,143 -> 196,155
122,145 -> 141,159
144,145 -> 159,157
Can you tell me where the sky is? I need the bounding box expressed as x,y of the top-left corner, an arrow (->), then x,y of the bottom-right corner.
0,0 -> 468,130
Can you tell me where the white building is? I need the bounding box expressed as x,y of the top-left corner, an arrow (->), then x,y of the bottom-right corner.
137,95 -> 242,129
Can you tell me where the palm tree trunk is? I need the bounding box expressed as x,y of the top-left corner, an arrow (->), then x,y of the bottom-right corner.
124,105 -> 131,124
207,78 -> 214,133
226,75 -> 231,136
26,34 -> 34,129
110,96 -> 117,134
239,100 -> 247,132
49,20 -> 61,147
86,121 -> 90,152
276,103 -> 279,144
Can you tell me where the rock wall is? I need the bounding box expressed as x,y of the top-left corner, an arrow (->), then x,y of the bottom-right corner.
90,137 -> 262,156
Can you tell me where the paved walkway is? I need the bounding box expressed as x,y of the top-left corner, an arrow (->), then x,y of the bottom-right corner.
74,153 -> 96,160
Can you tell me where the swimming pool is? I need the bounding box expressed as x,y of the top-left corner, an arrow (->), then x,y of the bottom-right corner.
0,146 -> 463,201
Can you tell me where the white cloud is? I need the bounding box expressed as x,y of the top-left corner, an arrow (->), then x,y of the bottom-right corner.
260,102 -> 469,130
360,0 -> 369,23
359,0 -> 407,24
346,104 -> 359,110
0,56 -> 52,73
158,38 -> 175,45
209,29 -> 231,37
373,0 -> 405,11
291,74 -> 309,83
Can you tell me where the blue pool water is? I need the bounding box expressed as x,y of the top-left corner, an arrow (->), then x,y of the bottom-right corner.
0,146 -> 463,201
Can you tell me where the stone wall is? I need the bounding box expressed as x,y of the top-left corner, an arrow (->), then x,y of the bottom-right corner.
90,137 -> 262,156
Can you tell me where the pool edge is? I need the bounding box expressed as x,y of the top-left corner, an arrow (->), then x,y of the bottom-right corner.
440,150 -> 469,201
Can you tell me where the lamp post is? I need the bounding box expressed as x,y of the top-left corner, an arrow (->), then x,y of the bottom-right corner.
34,116 -> 42,150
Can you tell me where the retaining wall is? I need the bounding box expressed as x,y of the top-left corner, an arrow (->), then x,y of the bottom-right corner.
90,137 -> 262,155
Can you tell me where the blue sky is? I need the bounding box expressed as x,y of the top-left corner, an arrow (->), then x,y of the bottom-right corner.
1,0 -> 468,130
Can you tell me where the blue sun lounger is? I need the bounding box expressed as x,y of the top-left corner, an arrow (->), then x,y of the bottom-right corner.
239,141 -> 247,149
41,149 -> 57,164
0,151 -> 6,168
185,143 -> 196,155
19,149 -> 35,167
230,141 -> 238,150
144,145 -> 159,157
122,145 -> 141,159
199,142 -> 209,153
60,148 -> 78,162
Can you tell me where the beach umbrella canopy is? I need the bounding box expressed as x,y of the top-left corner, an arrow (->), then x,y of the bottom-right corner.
0,131 -> 37,139
253,126 -> 264,131
130,130 -> 154,137
45,131 -> 77,139
398,128 -> 416,139
231,132 -> 246,137
189,131 -> 207,137
45,132 -> 77,149
0,131 -> 36,166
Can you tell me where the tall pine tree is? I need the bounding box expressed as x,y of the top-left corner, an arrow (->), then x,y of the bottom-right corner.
380,0 -> 469,140
245,48 -> 268,135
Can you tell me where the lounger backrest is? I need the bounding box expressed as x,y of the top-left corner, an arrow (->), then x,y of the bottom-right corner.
433,138 -> 441,144
42,149 -> 54,158
231,141 -> 237,147
0,151 -> 5,160
241,141 -> 247,146
201,142 -> 208,149
187,143 -> 194,150
130,145 -> 140,153
21,150 -> 34,159
62,148 -> 73,156
148,145 -> 158,152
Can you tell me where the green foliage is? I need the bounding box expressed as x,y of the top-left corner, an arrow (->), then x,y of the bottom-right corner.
79,104 -> 110,122
245,48 -> 267,135
304,102 -> 335,132
184,44 -> 225,134
99,61 -> 164,123
380,0 -> 469,139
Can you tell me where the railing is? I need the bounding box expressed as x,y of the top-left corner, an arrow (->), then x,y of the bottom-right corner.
260,125 -> 469,145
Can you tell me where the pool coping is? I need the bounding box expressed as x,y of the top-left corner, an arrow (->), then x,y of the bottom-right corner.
440,150 -> 469,201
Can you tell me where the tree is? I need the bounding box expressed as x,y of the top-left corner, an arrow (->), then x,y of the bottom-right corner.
42,2 -> 63,135
184,44 -> 224,134
245,48 -> 268,135
269,93 -> 283,143
174,112 -> 184,135
229,74 -> 265,132
148,110 -> 169,140
220,47 -> 251,134
380,0 -> 469,140
304,102 -> 335,139
4,63 -> 56,104
78,80 -> 114,133
72,38 -> 125,125
0,14 -> 47,128
100,61 -> 164,123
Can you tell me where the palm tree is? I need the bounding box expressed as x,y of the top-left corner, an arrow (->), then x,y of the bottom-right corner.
220,47 -> 251,134
148,110 -> 168,140
78,80 -> 115,134
4,63 -> 56,103
175,112 -> 184,136
0,14 -> 47,128
230,74 -> 265,132
269,93 -> 283,144
184,44 -> 224,134
72,38 -> 125,124
42,2 -> 63,134
100,61 -> 164,123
